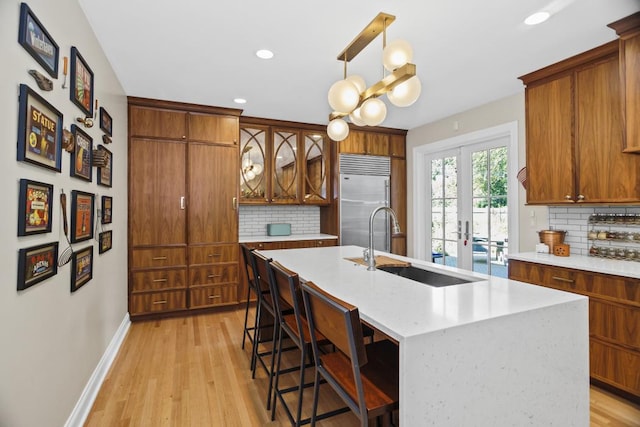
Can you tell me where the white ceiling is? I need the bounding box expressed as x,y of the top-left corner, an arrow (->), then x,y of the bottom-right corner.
79,0 -> 639,131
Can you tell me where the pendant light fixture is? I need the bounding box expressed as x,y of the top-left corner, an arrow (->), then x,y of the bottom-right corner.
326,12 -> 421,141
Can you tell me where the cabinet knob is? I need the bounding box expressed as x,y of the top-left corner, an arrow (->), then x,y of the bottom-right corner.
577,194 -> 585,201
564,194 -> 572,200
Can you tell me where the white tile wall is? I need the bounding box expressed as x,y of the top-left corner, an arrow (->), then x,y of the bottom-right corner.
239,205 -> 320,238
548,206 -> 640,256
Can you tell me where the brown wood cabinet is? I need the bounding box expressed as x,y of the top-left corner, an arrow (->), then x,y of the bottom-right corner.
239,118 -> 329,205
508,259 -> 640,399
520,41 -> 640,204
237,238 -> 337,303
609,12 -> 640,153
339,130 -> 389,156
128,97 -> 241,319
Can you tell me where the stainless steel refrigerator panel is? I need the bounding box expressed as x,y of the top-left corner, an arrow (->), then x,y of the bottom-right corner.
340,174 -> 390,252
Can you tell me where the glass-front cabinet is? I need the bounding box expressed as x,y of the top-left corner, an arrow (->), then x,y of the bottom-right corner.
239,122 -> 329,205
239,126 -> 268,202
302,131 -> 328,204
272,129 -> 298,203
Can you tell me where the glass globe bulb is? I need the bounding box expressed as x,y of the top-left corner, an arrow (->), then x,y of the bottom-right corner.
327,118 -> 350,141
349,107 -> 366,127
242,157 -> 252,169
252,163 -> 263,175
360,98 -> 387,126
383,39 -> 414,72
387,76 -> 422,107
327,79 -> 360,114
345,75 -> 366,94
246,170 -> 256,181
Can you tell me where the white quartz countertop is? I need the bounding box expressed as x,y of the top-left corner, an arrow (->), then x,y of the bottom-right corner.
259,245 -> 585,342
239,233 -> 338,243
509,252 -> 640,279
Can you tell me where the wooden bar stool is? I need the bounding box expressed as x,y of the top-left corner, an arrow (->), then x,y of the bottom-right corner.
268,261 -> 350,426
300,281 -> 399,427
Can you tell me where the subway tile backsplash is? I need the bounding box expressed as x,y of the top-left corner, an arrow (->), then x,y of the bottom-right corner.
239,205 -> 320,238
548,206 -> 640,255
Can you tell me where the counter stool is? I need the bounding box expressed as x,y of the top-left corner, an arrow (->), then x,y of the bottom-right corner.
301,281 -> 399,427
268,261 -> 350,426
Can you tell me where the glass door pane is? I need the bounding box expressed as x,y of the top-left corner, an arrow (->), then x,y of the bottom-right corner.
470,146 -> 508,277
431,155 -> 458,267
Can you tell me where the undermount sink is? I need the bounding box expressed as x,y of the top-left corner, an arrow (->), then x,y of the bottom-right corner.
377,265 -> 480,287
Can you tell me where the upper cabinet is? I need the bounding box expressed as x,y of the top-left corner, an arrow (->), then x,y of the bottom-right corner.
239,119 -> 329,205
188,113 -> 239,145
302,131 -> 329,204
339,130 -> 389,156
608,12 -> 640,153
271,128 -> 299,203
239,125 -> 268,202
520,41 -> 640,204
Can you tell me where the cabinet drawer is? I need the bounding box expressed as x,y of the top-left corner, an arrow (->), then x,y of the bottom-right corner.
590,299 -> 640,350
315,239 -> 336,247
189,244 -> 238,265
189,284 -> 237,308
190,265 -> 238,287
131,269 -> 187,292
131,247 -> 186,269
509,260 -> 640,306
590,339 -> 640,397
129,290 -> 187,315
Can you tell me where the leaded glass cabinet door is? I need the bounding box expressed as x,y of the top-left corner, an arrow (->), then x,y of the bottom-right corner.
271,129 -> 298,203
239,126 -> 268,202
302,131 -> 328,204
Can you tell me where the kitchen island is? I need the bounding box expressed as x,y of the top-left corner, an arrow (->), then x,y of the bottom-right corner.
260,245 -> 589,425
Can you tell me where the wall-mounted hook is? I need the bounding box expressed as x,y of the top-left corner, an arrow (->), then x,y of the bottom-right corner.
76,116 -> 94,128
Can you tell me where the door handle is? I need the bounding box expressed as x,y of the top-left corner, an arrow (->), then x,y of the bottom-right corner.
180,196 -> 185,210
464,221 -> 470,240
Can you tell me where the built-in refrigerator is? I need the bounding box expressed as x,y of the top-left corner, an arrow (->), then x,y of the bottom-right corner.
339,154 -> 391,252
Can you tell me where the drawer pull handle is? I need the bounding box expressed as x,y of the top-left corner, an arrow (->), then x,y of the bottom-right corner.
207,253 -> 221,257
152,256 -> 168,261
207,274 -> 222,279
208,295 -> 221,299
153,278 -> 168,283
551,276 -> 574,283
152,300 -> 168,305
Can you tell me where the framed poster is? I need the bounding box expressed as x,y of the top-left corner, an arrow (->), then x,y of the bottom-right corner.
97,145 -> 112,188
17,84 -> 63,172
18,3 -> 59,78
17,241 -> 58,291
70,190 -> 94,243
70,124 -> 92,181
18,179 -> 53,236
71,245 -> 93,292
69,46 -> 94,117
101,195 -> 112,224
99,230 -> 112,254
99,107 -> 112,136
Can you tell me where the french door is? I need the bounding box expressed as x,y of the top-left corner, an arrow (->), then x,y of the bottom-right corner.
414,123 -> 518,278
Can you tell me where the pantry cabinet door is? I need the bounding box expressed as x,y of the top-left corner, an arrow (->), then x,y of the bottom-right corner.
188,143 -> 238,244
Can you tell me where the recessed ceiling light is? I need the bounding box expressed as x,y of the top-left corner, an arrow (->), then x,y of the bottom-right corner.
524,11 -> 550,25
256,49 -> 274,59
234,98 -> 247,104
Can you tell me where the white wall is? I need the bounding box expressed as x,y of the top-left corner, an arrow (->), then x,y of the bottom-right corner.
0,1 -> 128,426
406,93 -> 547,257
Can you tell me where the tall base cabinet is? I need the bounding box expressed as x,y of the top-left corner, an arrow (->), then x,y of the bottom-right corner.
128,97 -> 241,319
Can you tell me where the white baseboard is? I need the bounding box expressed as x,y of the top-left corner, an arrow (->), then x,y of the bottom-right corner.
64,313 -> 131,427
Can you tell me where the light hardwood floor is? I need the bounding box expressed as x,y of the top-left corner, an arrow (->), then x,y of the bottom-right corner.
85,308 -> 640,426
